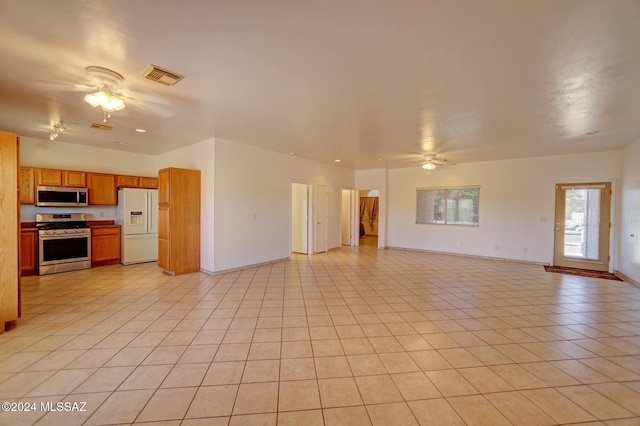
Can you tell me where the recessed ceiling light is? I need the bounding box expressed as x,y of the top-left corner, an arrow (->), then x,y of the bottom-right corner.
586,130 -> 600,135
334,159 -> 341,163
289,152 -> 296,156
377,158 -> 383,161
135,128 -> 147,133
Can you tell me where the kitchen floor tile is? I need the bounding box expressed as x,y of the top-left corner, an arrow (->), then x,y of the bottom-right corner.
391,371 -> 441,400
318,377 -> 363,408
118,364 -> 172,390
323,406 -> 371,426
186,385 -> 238,418
233,382 -> 279,414
408,398 -> 466,426
278,379 -> 321,411
485,391 -> 556,425
355,374 -> 403,404
366,402 -> 419,426
135,386 -> 197,422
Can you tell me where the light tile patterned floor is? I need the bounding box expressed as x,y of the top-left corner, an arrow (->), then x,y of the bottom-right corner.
1,247 -> 639,425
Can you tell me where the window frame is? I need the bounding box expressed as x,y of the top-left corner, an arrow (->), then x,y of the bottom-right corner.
416,186 -> 480,226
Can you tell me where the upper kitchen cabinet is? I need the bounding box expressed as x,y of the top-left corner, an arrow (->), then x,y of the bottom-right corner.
19,167 -> 35,204
116,175 -> 139,188
116,174 -> 158,189
0,130 -> 21,332
87,173 -> 116,205
63,170 -> 86,187
36,168 -> 62,186
36,168 -> 86,188
139,177 -> 158,189
158,167 -> 200,275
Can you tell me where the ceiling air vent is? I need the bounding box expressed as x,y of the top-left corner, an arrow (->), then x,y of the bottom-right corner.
142,64 -> 183,86
88,122 -> 113,131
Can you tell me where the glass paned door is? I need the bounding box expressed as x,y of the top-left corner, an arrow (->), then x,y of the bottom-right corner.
554,182 -> 611,271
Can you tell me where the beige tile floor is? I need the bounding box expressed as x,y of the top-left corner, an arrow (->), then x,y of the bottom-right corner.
1,247 -> 639,425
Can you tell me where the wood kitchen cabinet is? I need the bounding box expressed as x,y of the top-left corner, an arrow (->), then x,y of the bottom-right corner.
158,167 -> 200,275
36,168 -> 62,186
87,173 -> 117,205
20,167 -> 35,204
63,170 -> 86,187
0,130 -> 21,332
116,174 -> 139,188
139,176 -> 158,189
20,229 -> 38,276
36,168 -> 86,188
116,174 -> 158,189
91,226 -> 121,266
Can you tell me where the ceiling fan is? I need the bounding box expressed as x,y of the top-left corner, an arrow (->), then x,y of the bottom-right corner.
421,154 -> 455,170
37,65 -> 173,122
83,66 -> 128,122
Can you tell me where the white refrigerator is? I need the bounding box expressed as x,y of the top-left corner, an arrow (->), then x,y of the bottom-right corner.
116,188 -> 158,265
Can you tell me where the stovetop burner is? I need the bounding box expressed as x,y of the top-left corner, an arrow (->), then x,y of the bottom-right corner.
36,221 -> 89,230
36,213 -> 92,231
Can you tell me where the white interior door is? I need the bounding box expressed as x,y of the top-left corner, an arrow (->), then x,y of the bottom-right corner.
553,182 -> 611,271
315,184 -> 328,253
341,189 -> 352,245
291,183 -> 309,254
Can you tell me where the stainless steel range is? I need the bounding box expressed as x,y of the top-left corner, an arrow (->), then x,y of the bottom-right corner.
36,213 -> 92,275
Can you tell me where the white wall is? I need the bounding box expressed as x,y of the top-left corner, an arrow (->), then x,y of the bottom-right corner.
20,137 -> 157,175
156,138 -> 215,273
388,151 -> 621,265
20,137 -> 157,221
355,169 -> 387,247
618,139 -> 640,283
213,139 -> 354,272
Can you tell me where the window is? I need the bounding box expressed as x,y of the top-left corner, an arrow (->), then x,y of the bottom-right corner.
416,187 -> 479,226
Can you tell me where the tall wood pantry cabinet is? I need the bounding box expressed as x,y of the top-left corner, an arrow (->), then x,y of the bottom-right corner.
0,131 -> 21,333
158,167 -> 201,275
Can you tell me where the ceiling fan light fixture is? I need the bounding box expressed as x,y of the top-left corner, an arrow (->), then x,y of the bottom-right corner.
422,162 -> 436,170
83,66 -> 127,115
84,90 -> 125,112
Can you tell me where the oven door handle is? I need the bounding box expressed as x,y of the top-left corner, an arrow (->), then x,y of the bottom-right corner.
39,233 -> 91,240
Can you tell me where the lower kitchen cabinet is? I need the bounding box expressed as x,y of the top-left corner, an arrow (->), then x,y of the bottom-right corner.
91,226 -> 121,266
20,229 -> 38,276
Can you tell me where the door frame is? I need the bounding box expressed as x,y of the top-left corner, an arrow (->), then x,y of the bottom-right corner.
357,188 -> 381,248
552,181 -> 613,271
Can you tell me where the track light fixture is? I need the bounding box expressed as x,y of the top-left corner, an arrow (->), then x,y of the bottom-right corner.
49,120 -> 66,141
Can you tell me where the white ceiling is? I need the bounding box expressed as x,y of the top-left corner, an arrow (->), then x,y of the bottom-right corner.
1,0 -> 639,169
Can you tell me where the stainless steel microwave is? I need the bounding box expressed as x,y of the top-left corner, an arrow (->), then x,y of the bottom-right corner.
36,186 -> 89,207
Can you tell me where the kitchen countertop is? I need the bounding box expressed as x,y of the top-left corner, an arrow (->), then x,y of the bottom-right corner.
87,221 -> 120,228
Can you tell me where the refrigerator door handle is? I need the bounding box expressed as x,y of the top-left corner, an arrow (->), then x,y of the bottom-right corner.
146,191 -> 151,232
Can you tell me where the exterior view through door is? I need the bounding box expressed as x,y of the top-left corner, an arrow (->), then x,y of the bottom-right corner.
553,182 -> 611,272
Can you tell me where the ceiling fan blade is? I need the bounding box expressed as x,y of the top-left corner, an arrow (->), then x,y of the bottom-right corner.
432,159 -> 455,165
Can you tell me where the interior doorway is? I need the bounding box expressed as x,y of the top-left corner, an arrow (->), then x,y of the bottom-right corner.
359,189 -> 380,248
553,182 -> 612,271
291,182 -> 310,254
